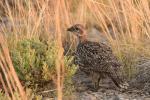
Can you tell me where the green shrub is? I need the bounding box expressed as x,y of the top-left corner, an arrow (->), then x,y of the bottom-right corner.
10,38 -> 77,90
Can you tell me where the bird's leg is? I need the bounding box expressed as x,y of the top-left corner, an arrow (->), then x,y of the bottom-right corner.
91,72 -> 101,91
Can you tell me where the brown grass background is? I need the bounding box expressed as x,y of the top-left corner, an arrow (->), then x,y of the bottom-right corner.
0,0 -> 150,99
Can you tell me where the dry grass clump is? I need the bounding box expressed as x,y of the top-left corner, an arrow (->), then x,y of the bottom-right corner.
0,0 -> 150,99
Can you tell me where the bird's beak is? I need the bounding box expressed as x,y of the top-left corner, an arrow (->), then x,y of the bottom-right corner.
67,26 -> 74,32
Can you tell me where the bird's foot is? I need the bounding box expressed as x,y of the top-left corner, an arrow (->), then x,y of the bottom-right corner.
119,82 -> 129,89
119,82 -> 129,92
87,85 -> 99,92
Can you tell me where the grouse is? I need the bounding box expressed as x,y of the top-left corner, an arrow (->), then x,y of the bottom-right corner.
67,24 -> 128,91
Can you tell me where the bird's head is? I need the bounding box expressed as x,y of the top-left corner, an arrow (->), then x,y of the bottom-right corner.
67,24 -> 87,38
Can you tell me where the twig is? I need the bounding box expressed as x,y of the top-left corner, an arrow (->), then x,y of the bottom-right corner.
38,87 -> 65,94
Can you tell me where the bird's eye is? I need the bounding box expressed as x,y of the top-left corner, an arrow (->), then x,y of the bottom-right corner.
74,27 -> 79,31
75,27 -> 81,33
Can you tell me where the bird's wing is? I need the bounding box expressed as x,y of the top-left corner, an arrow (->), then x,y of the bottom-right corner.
76,41 -> 122,72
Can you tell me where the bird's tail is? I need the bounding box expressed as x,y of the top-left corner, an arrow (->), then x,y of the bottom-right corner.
109,65 -> 129,90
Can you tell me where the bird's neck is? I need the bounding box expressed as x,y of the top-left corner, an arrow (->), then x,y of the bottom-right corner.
79,35 -> 87,43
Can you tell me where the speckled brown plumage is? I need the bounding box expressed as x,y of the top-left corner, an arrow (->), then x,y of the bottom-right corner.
67,24 -> 128,90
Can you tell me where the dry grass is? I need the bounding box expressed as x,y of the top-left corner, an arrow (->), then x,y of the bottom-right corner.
0,0 -> 150,99
0,34 -> 26,100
